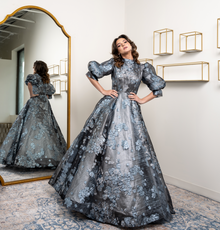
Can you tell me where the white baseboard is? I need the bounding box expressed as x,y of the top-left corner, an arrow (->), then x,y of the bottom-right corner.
164,174 -> 220,203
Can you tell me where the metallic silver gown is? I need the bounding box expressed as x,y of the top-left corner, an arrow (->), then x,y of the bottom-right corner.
49,58 -> 175,228
0,74 -> 67,168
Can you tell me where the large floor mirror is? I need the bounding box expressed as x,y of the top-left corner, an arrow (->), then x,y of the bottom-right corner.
0,6 -> 71,186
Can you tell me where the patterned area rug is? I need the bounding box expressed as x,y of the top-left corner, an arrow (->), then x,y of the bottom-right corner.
0,180 -> 220,229
0,164 -> 54,183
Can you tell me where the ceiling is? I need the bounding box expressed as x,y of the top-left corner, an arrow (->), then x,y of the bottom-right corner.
0,9 -> 45,43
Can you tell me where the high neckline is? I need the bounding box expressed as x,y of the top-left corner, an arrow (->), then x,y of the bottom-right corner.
124,58 -> 134,62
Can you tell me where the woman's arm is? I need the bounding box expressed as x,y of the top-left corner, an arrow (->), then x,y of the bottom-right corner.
128,91 -> 157,105
27,82 -> 39,98
87,76 -> 118,98
130,62 -> 166,104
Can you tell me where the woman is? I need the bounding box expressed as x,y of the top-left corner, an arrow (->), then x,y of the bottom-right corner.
0,61 -> 67,168
49,35 -> 175,228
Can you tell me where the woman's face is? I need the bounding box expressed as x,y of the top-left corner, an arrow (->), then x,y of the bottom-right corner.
116,38 -> 132,56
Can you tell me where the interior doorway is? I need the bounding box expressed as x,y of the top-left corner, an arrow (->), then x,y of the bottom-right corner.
16,48 -> 24,114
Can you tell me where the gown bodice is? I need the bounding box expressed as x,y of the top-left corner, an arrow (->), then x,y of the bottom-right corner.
86,58 -> 166,97
25,74 -> 55,99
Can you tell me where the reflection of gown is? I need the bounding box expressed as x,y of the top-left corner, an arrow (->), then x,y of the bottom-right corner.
0,74 -> 67,168
49,58 -> 175,228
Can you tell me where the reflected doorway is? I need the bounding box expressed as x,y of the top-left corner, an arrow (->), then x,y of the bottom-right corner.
16,48 -> 24,114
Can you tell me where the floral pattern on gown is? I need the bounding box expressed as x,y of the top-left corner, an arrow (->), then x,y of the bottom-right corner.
0,74 -> 67,168
49,58 -> 175,228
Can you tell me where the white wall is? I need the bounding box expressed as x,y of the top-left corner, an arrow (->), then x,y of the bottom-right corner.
0,51 -> 16,122
125,0 -> 220,201
0,10 -> 68,140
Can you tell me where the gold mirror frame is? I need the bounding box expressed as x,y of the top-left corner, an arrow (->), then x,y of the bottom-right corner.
0,5 -> 71,186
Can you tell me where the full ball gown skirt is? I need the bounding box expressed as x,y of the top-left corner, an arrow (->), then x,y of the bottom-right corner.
0,74 -> 67,168
49,58 -> 175,228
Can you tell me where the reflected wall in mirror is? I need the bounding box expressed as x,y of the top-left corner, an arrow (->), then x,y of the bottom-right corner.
0,6 -> 71,186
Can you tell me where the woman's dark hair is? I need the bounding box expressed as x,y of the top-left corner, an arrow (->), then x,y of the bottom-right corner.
33,60 -> 50,84
112,34 -> 140,68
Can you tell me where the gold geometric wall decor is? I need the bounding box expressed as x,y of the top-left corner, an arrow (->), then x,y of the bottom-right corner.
179,31 -> 203,52
51,79 -> 61,94
153,28 -> 174,55
218,60 -> 220,81
61,80 -> 67,91
156,61 -> 209,82
139,58 -> 153,65
60,58 -> 68,75
217,18 -> 220,48
48,64 -> 59,77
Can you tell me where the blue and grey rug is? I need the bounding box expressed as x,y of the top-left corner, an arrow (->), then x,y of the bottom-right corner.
0,180 -> 219,229
0,164 -> 54,183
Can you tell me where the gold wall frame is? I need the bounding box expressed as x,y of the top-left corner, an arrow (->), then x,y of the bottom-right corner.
153,28 -> 174,55
179,31 -> 203,52
0,5 -> 71,186
139,58 -> 153,65
60,58 -> 68,75
218,60 -> 220,81
48,64 -> 59,76
217,18 -> 220,48
61,80 -> 67,91
51,79 -> 61,95
156,61 -> 210,82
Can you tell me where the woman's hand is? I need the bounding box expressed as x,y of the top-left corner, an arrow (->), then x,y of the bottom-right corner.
128,92 -> 144,104
87,77 -> 118,98
102,89 -> 118,98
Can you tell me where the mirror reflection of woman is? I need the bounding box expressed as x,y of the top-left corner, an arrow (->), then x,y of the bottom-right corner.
49,35 -> 175,228
0,61 -> 67,168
